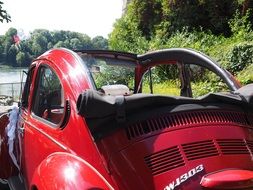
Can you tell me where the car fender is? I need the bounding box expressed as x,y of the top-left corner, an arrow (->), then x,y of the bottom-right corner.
31,152 -> 114,190
0,113 -> 18,179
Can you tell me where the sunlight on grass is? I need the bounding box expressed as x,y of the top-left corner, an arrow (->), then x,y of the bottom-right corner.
141,79 -> 229,97
142,81 -> 180,96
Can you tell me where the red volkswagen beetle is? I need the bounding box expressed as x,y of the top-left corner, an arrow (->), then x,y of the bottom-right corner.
0,48 -> 253,190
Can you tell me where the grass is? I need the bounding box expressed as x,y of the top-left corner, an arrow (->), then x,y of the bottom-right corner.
142,80 -> 180,96
142,79 -> 231,98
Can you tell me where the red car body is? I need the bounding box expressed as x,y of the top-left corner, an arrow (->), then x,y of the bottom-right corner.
0,48 -> 253,190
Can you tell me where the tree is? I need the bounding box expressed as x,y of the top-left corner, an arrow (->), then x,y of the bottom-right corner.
0,36 -> 4,60
70,38 -> 82,50
0,1 -> 11,23
54,41 -> 67,48
7,45 -> 17,66
114,0 -> 249,40
92,36 -> 108,50
16,52 -> 26,66
79,34 -> 92,49
31,33 -> 48,56
109,12 -> 149,53
0,28 -> 109,67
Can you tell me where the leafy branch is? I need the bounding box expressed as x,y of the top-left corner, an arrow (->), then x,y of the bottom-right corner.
0,1 -> 11,23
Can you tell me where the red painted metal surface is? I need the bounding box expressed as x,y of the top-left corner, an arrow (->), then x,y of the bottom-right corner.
97,119 -> 253,190
200,169 -> 253,189
0,48 -> 251,189
19,49 -> 115,188
0,114 -> 18,179
31,152 -> 113,190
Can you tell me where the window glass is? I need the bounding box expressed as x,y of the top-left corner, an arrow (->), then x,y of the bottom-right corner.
79,54 -> 135,90
32,66 -> 64,125
141,63 -> 229,97
22,67 -> 34,108
91,62 -> 135,90
190,64 -> 229,97
141,64 -> 181,96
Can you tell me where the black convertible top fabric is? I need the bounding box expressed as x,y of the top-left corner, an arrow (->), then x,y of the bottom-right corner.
235,83 -> 253,104
76,84 -> 253,139
77,89 -> 249,119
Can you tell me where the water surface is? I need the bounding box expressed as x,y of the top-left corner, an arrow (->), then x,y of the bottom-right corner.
0,66 -> 27,100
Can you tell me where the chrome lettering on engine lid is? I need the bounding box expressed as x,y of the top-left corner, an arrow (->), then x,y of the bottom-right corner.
164,164 -> 204,190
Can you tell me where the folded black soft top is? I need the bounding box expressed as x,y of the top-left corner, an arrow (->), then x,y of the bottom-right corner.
234,83 -> 253,104
76,84 -> 253,139
77,84 -> 253,119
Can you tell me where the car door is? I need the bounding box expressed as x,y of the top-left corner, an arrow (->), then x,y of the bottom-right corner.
19,63 -> 67,187
136,49 -> 241,96
18,65 -> 35,182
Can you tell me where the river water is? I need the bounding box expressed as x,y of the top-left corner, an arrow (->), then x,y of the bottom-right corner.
0,67 -> 27,100
0,67 -> 27,83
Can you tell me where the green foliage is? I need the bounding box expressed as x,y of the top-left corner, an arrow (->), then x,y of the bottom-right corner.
109,3 -> 253,92
226,43 -> 253,73
142,80 -> 180,96
13,50 -> 31,67
7,45 -> 17,66
110,1 -> 253,84
109,15 -> 149,53
93,63 -> 134,89
201,0 -> 239,36
229,10 -> 252,39
237,64 -> 253,84
0,28 -> 108,67
152,65 -> 179,82
118,0 -> 246,41
92,36 -> 108,50
31,33 -> 48,56
111,0 -> 253,52
16,52 -> 26,66
191,80 -> 228,97
127,0 -> 163,39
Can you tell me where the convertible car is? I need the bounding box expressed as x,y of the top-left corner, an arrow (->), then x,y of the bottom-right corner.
0,48 -> 252,190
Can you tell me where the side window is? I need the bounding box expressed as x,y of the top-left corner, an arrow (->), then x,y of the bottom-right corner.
141,65 -> 181,96
32,66 -> 64,125
22,67 -> 35,108
141,63 -> 230,97
190,64 -> 229,97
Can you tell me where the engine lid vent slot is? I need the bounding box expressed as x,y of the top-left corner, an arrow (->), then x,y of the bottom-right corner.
126,111 -> 249,140
144,139 -> 253,176
144,146 -> 184,176
217,139 -> 248,155
182,140 -> 219,160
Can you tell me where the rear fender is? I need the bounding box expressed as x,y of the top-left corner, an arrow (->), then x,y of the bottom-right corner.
31,152 -> 114,190
0,113 -> 18,179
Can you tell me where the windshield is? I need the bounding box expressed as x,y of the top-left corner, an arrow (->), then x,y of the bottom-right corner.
79,53 -> 136,90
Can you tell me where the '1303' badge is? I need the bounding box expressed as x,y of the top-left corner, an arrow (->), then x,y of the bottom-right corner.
164,164 -> 204,190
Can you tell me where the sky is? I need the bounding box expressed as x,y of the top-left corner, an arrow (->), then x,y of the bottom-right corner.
0,0 -> 123,38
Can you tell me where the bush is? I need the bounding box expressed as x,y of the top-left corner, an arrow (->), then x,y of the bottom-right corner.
229,10 -> 252,39
237,64 -> 253,85
225,43 -> 253,73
